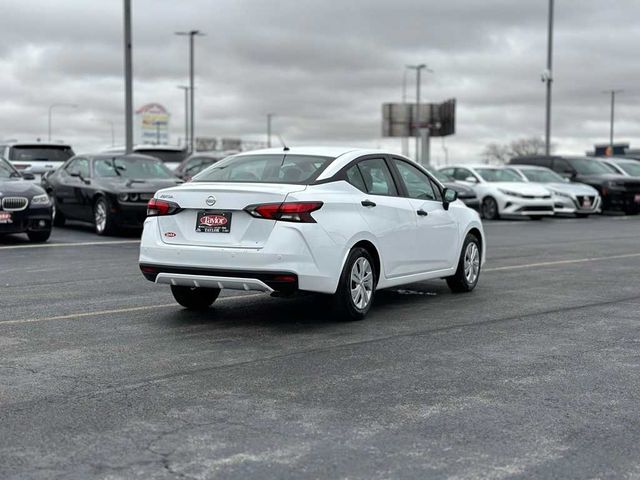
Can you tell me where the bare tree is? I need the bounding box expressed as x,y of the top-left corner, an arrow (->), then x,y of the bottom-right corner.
482,136 -> 553,165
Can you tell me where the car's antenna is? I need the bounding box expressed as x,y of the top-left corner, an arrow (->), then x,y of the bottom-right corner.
278,135 -> 289,151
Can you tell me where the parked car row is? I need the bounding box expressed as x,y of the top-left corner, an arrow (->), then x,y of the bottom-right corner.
437,155 -> 640,219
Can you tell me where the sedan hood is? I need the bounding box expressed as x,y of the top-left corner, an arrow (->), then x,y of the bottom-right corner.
490,182 -> 551,196
544,182 -> 598,196
0,179 -> 47,197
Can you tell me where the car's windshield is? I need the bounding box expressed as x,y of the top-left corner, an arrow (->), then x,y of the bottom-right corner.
10,145 -> 74,162
475,168 -> 524,182
135,149 -> 187,164
193,154 -> 334,184
520,168 -> 565,183
613,160 -> 640,176
0,158 -> 20,178
427,168 -> 452,183
94,156 -> 176,179
571,158 -> 616,175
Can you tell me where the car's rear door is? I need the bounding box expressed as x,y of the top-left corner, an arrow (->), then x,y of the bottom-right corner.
344,157 -> 417,278
391,158 -> 459,272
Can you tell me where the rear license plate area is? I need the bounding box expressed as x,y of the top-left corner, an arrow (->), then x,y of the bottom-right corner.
195,210 -> 232,233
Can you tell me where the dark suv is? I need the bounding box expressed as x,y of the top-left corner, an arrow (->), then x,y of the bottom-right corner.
510,156 -> 640,214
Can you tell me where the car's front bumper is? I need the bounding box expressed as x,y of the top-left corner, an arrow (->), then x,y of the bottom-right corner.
553,195 -> 601,215
498,197 -> 555,217
0,206 -> 52,234
112,202 -> 148,228
602,190 -> 640,214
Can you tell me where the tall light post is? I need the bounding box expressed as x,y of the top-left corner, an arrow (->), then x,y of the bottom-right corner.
407,64 -> 433,162
177,85 -> 190,148
266,113 -> 274,148
401,68 -> 409,156
543,0 -> 554,157
603,89 -> 623,151
48,103 -> 78,141
123,0 -> 133,153
175,30 -> 204,153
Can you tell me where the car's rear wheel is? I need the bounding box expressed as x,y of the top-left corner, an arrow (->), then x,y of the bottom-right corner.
482,197 -> 500,220
447,234 -> 481,293
52,202 -> 66,227
171,285 -> 220,310
27,230 -> 51,243
94,197 -> 116,236
332,247 -> 376,321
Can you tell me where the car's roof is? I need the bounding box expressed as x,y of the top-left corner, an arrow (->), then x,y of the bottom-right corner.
0,141 -> 72,147
79,153 -> 162,162
508,164 -> 552,170
102,144 -> 186,153
444,164 -> 505,169
234,146 -> 373,158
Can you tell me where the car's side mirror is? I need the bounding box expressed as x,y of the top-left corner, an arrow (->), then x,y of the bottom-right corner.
464,176 -> 478,183
22,172 -> 35,180
443,188 -> 458,210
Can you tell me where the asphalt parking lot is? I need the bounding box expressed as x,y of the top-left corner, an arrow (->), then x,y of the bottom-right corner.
1,216 -> 640,479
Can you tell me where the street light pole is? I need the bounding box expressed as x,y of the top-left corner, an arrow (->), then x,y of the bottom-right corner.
544,0 -> 554,157
603,89 -> 623,150
48,103 -> 78,141
175,30 -> 204,154
401,68 -> 409,156
123,0 -> 133,154
407,64 -> 432,162
266,113 -> 274,148
177,86 -> 190,148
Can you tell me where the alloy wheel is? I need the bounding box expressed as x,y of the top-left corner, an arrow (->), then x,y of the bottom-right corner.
463,242 -> 480,285
95,201 -> 107,233
350,257 -> 373,310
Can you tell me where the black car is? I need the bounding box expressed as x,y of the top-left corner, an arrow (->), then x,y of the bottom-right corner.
427,167 -> 480,210
0,157 -> 52,242
42,153 -> 183,235
510,155 -> 640,214
175,152 -> 225,180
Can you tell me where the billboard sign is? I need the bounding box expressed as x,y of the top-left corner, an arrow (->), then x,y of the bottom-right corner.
135,103 -> 170,144
382,98 -> 456,137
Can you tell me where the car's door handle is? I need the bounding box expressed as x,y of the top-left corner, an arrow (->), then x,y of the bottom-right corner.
361,200 -> 376,207
417,209 -> 429,216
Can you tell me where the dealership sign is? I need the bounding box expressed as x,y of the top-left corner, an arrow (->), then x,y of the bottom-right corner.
135,103 -> 170,144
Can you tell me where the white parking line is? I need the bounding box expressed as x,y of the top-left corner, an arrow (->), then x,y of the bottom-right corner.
0,293 -> 262,325
484,252 -> 640,272
0,240 -> 140,250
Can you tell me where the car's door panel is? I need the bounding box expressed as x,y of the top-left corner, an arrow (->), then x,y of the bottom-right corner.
345,158 -> 417,278
392,158 -> 459,272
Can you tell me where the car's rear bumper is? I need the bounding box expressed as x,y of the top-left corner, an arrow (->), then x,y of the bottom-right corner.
138,217 -> 343,294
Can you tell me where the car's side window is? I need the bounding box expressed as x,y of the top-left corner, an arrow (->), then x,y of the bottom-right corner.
453,168 -> 473,182
553,159 -> 574,174
429,178 -> 443,201
393,159 -> 437,201
356,158 -> 398,196
345,164 -> 367,192
439,167 -> 455,177
64,159 -> 79,175
75,158 -> 90,178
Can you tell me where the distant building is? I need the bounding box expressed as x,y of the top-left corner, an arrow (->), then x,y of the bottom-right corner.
135,103 -> 170,145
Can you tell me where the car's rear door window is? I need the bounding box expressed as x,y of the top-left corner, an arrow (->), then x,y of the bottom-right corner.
356,158 -> 398,196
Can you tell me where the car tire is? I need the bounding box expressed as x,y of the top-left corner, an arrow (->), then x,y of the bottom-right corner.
27,230 -> 51,243
52,202 -> 66,227
171,285 -> 220,310
446,234 -> 481,293
482,197 -> 500,220
331,247 -> 376,321
94,197 -> 116,236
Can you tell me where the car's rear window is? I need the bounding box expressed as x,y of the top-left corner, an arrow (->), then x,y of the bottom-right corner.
193,154 -> 334,184
10,145 -> 74,162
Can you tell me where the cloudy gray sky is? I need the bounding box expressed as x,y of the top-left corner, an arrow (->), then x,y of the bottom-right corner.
1,0 -> 638,163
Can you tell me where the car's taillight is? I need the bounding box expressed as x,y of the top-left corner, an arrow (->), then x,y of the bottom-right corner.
245,201 -> 323,223
147,198 -> 181,216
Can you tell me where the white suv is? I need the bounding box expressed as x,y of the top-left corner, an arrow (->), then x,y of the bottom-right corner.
139,147 -> 485,320
0,141 -> 74,177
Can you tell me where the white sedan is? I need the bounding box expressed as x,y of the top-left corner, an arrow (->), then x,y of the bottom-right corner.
438,165 -> 554,220
139,147 -> 485,320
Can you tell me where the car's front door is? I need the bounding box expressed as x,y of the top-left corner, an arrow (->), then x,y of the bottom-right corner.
391,158 -> 459,272
56,157 -> 91,220
345,157 -> 417,278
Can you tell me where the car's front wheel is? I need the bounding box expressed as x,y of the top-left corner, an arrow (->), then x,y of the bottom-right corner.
332,247 -> 376,321
94,197 -> 116,236
27,230 -> 51,243
482,197 -> 500,220
171,285 -> 221,310
52,201 -> 66,227
447,234 -> 481,293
